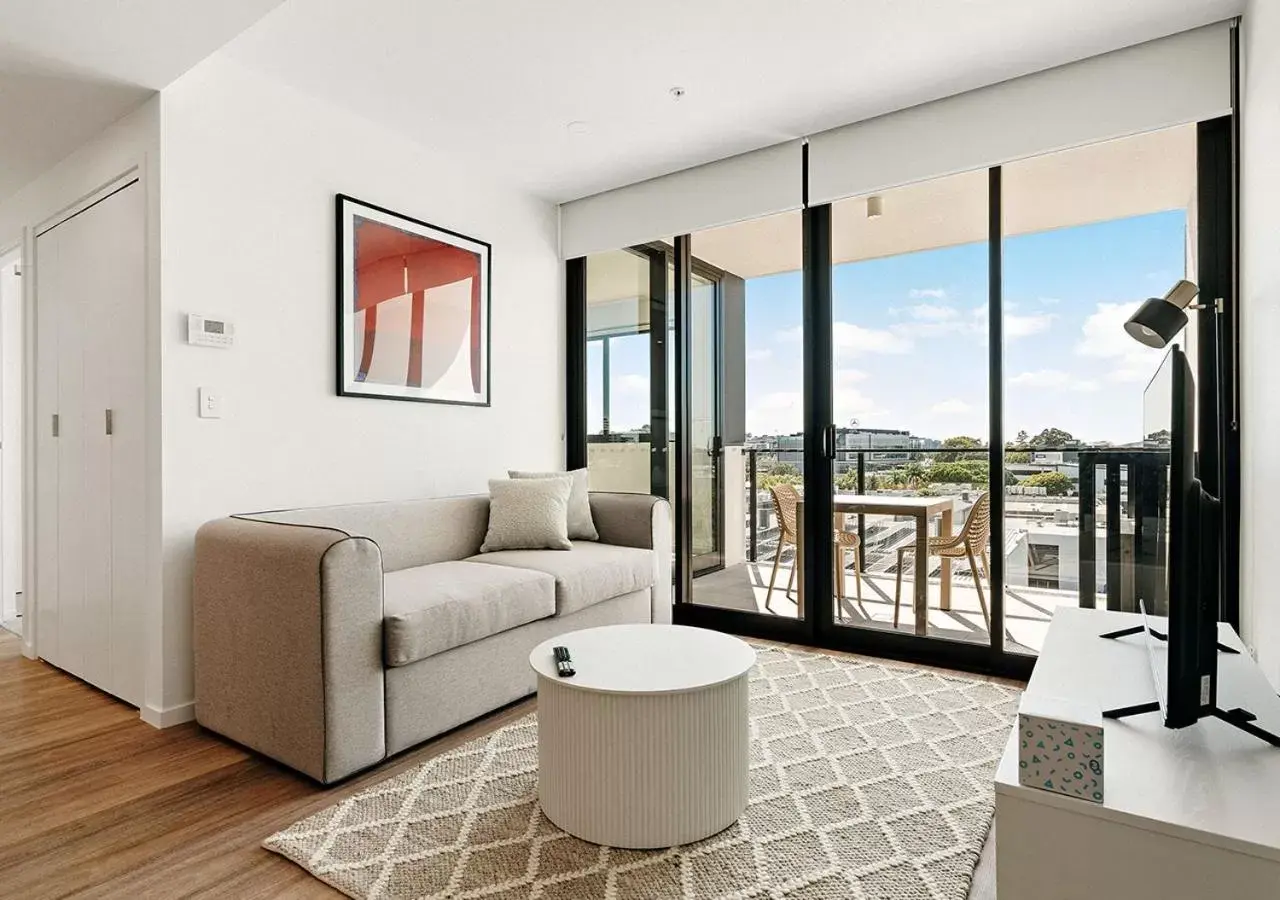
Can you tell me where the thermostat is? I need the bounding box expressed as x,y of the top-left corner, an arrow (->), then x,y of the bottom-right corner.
187,313 -> 234,348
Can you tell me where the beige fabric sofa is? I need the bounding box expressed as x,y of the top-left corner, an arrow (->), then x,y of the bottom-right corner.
193,492 -> 671,784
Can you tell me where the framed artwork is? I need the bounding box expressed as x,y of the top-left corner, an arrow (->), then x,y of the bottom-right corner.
336,194 -> 491,405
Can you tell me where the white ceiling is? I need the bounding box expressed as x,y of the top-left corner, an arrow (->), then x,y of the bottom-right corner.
0,0 -> 286,202
223,0 -> 1242,202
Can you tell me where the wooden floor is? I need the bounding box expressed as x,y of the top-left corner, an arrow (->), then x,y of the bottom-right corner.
0,630 -> 1010,899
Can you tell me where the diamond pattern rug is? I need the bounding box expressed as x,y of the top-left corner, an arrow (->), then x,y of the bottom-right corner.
265,644 -> 1020,899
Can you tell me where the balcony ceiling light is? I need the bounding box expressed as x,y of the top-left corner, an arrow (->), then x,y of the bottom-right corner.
867,195 -> 883,219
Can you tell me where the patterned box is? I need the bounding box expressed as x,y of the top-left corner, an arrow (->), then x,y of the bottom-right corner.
1017,694 -> 1104,803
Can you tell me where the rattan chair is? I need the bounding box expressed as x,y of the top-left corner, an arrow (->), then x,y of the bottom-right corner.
894,492 -> 992,632
765,483 -> 863,616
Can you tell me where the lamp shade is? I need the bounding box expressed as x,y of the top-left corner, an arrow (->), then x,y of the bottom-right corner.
1124,299 -> 1188,348
1123,279 -> 1198,349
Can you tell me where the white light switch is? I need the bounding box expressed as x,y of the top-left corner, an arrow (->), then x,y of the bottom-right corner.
199,387 -> 223,419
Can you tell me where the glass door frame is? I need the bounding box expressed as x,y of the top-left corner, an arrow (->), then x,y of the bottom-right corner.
567,118 -> 1238,684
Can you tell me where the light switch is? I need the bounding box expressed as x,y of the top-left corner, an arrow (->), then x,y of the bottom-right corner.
199,387 -> 223,419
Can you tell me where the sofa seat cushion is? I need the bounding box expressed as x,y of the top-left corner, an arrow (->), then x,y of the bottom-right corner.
383,561 -> 555,667
467,541 -> 654,616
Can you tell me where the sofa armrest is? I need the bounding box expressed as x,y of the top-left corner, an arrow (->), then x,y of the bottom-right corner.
193,517 -> 385,783
589,492 -> 672,625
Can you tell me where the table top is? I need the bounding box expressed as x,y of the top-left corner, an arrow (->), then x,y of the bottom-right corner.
996,607 -> 1280,863
829,494 -> 954,515
529,624 -> 756,696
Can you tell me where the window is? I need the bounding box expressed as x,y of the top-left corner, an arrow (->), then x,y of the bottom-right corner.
585,249 -> 652,493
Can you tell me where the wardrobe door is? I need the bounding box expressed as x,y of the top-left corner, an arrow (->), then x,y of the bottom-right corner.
104,184 -> 146,707
35,180 -> 145,705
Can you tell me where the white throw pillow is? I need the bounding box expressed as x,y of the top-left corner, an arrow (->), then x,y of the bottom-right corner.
481,476 -> 574,552
508,468 -> 598,541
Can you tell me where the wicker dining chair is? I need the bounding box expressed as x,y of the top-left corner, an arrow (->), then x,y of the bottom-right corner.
765,483 -> 863,616
894,492 -> 992,632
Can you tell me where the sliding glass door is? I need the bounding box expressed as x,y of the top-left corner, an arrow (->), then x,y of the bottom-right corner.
690,270 -> 724,573
568,121 -> 1234,680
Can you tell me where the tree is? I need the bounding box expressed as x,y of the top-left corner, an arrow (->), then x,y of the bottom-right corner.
1015,429 -> 1030,445
927,461 -> 989,485
1029,427 -> 1075,448
759,461 -> 802,492
1020,471 -> 1073,496
935,435 -> 983,462
1005,451 -> 1030,464
902,461 -> 926,488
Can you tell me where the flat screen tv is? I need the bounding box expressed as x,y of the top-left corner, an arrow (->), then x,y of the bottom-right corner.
1106,345 -> 1278,746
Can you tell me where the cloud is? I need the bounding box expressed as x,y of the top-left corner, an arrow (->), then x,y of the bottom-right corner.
781,322 -> 913,355
1076,301 -> 1170,383
746,348 -> 773,362
747,378 -> 886,435
1005,312 -> 1056,338
910,288 -> 948,300
907,304 -> 959,321
930,398 -> 973,414
614,374 -> 648,395
886,303 -> 1050,342
1009,369 -> 1100,392
1037,297 -> 1061,306
746,391 -> 804,436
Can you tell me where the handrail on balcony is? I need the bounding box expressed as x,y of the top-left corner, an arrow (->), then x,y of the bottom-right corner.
1076,448 -> 1169,615
740,445 -> 1167,607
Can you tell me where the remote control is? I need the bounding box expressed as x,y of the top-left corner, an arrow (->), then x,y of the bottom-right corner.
553,645 -> 575,677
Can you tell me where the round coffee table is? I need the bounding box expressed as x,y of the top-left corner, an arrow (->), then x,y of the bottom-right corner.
529,624 -> 755,849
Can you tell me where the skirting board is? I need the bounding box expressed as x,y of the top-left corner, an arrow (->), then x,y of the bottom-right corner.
141,701 -> 196,729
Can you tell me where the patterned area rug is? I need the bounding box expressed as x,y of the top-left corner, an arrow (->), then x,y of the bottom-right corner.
265,644 -> 1020,899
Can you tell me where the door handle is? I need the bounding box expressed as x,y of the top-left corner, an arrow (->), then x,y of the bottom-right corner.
105,408 -> 114,436
822,424 -> 837,461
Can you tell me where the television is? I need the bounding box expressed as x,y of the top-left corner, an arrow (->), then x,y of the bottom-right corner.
1106,344 -> 1278,746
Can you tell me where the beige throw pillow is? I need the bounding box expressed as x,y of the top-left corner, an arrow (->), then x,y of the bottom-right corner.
480,476 -> 574,552
509,468 -> 598,541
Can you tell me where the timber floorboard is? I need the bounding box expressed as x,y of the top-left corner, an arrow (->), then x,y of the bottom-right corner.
0,630 -> 1012,899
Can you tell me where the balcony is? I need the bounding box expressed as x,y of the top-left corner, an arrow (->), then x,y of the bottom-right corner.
588,441 -> 1168,656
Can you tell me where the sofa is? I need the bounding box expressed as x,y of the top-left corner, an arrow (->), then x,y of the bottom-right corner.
192,491 -> 671,783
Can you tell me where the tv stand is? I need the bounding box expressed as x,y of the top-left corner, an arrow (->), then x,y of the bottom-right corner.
996,608 -> 1280,900
1100,622 -> 1239,654
1100,698 -> 1280,747
1097,622 -> 1280,746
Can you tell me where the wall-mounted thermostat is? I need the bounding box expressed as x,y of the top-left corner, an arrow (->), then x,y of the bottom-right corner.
187,313 -> 235,348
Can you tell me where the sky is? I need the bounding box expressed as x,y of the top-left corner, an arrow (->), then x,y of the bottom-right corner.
590,209 -> 1187,445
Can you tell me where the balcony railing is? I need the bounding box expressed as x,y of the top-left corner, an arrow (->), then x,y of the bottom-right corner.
743,445 -> 1170,611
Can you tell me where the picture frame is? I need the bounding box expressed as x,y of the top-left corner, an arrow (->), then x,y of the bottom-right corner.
336,193 -> 491,406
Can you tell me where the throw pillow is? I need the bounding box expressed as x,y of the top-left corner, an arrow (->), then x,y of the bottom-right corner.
509,468 -> 599,540
481,476 -> 574,552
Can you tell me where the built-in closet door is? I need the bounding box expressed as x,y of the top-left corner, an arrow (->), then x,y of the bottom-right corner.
35,180 -> 145,706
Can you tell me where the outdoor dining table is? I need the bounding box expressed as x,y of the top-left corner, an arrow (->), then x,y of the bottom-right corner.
795,494 -> 956,636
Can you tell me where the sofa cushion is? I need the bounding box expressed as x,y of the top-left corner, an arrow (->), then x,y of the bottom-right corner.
467,541 -> 654,616
383,561 -> 555,667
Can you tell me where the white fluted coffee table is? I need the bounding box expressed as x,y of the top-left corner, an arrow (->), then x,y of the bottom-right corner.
530,624 -> 755,849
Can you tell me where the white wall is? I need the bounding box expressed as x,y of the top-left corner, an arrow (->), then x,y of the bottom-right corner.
1241,2 -> 1280,688
0,253 -> 23,624
0,99 -> 165,718
159,56 -> 563,715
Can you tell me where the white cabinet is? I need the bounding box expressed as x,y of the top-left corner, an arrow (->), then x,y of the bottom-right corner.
34,181 -> 146,706
995,608 -> 1280,899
